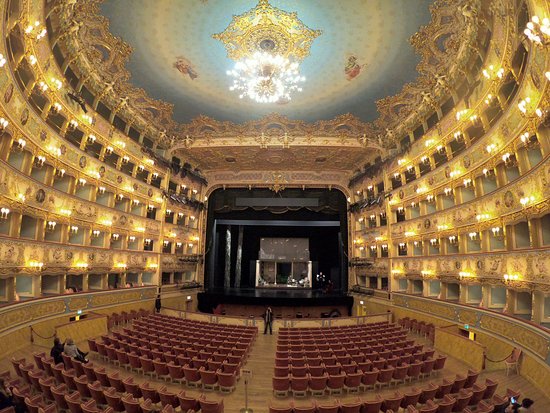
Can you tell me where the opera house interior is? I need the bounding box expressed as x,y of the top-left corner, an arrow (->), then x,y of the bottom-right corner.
0,0 -> 550,412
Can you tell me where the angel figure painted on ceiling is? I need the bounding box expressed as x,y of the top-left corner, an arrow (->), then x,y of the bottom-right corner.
173,56 -> 198,80
345,55 -> 367,81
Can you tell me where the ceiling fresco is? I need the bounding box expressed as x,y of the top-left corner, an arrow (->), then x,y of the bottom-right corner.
100,0 -> 434,124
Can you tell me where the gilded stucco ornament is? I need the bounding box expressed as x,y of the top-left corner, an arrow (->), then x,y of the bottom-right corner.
212,0 -> 321,62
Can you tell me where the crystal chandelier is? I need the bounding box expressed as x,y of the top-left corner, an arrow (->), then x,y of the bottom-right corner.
227,52 -> 305,103
214,0 -> 321,104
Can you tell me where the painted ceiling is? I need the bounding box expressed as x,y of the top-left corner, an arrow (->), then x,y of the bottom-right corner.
100,0 -> 434,125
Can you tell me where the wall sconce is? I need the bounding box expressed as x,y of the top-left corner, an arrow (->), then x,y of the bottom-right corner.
70,225 -> 79,234
97,186 -> 106,194
416,186 -> 427,194
397,206 -> 404,214
132,199 -> 140,206
188,243 -> 194,248
502,152 -> 517,167
520,196 -> 535,206
459,271 -> 472,279
453,131 -> 463,141
163,240 -> 169,247
398,242 -> 406,250
50,102 -> 62,114
87,135 -> 96,145
60,208 -> 72,216
0,207 -> 9,220
437,224 -> 448,231
77,178 -> 86,186
37,81 -> 48,92
115,141 -> 126,149
176,242 -> 182,248
485,143 -> 496,153
105,146 -> 113,155
503,273 -> 519,282
413,241 -> 420,247
138,165 -> 144,172
410,201 -> 417,208
166,209 -> 172,215
68,120 -> 79,130
13,138 -> 26,151
126,236 -> 135,244
111,233 -> 119,241
122,156 -> 130,164
144,238 -> 152,246
468,232 -> 479,241
421,156 -> 429,164
444,187 -> 453,196
29,261 -> 44,270
426,195 -> 435,203
393,172 -> 401,180
0,53 -> 5,67
379,212 -> 386,220
92,230 -> 100,238
147,205 -> 155,212
75,262 -> 88,269
491,227 -> 504,239
430,238 -> 439,248
524,15 -> 550,46
482,65 -> 505,79
177,213 -> 184,219
469,114 -> 479,124
53,168 -> 65,179
482,168 -> 495,179
381,244 -> 388,251
116,194 -> 124,202
370,245 -> 377,251
190,215 -> 196,221
34,155 -> 46,168
518,97 -> 543,118
448,235 -> 458,245
437,145 -> 445,154
520,132 -> 538,147
116,263 -> 127,269
463,179 -> 472,188
46,221 -> 56,231
152,172 -> 159,179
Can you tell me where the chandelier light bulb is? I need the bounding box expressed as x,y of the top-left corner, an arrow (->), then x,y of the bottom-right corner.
227,52 -> 305,103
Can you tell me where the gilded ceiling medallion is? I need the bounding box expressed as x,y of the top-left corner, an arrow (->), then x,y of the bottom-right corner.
212,0 -> 321,62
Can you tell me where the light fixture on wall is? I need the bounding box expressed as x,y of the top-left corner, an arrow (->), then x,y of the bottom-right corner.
34,155 -> 46,168
426,194 -> 435,203
468,232 -> 479,241
46,221 -> 57,232
0,53 -> 6,67
491,226 -> 504,239
482,168 -> 495,179
116,194 -> 124,202
92,230 -> 100,238
503,273 -> 519,283
444,187 -> 453,196
70,225 -> 79,235
87,135 -> 96,145
77,178 -> 87,186
50,102 -> 62,114
14,138 -> 26,151
520,195 -> 535,206
524,15 -> 550,46
105,146 -> 113,155
448,235 -> 458,245
144,238 -> 152,246
97,186 -> 106,194
121,156 -> 130,164
430,238 -> 440,248
68,120 -> 79,131
111,233 -> 120,241
0,208 -> 10,220
463,178 -> 472,188
129,236 -> 136,242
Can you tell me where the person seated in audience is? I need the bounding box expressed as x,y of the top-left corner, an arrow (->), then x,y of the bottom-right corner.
506,397 -> 535,413
0,377 -> 25,413
63,337 -> 88,363
50,337 -> 65,365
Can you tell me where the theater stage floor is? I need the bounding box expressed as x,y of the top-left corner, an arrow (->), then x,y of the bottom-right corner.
3,327 -> 549,413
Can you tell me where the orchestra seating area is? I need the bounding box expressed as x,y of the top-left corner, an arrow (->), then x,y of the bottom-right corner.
89,314 -> 257,393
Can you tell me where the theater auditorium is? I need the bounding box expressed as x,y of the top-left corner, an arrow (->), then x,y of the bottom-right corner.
0,0 -> 549,412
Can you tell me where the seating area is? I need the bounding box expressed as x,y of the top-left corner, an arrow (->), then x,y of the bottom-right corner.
398,318 -> 435,344
6,354 -> 225,413
89,313 -> 257,393
273,323 -> 445,396
269,377 -> 518,413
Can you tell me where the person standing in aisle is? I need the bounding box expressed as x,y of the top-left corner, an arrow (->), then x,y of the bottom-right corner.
264,306 -> 273,335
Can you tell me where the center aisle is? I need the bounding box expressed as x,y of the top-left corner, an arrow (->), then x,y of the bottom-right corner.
229,330 -> 277,413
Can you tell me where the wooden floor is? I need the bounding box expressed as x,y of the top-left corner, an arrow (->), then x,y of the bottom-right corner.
2,328 -> 549,413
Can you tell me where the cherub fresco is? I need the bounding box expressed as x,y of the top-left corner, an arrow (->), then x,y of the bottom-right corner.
345,55 -> 367,81
173,56 -> 198,80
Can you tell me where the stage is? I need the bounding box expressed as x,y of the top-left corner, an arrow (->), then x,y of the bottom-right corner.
198,288 -> 354,317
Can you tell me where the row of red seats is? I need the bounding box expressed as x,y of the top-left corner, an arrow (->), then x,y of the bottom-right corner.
267,385 -> 517,413
135,314 -> 257,335
399,317 -> 436,342
272,358 -> 452,397
10,353 -> 225,413
107,309 -> 150,329
89,342 -> 238,393
129,324 -> 256,343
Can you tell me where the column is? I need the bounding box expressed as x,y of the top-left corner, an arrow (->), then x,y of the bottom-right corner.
224,226 -> 231,289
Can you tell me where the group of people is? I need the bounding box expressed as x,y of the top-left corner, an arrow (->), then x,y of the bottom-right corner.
50,337 -> 89,365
